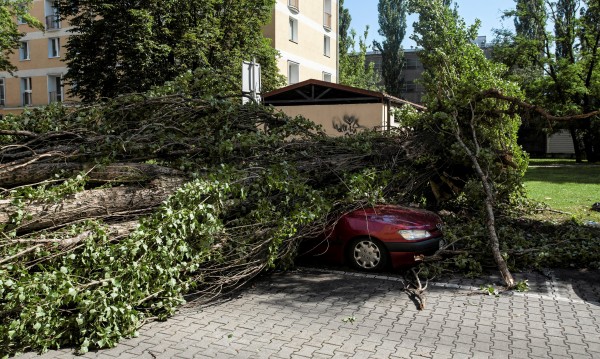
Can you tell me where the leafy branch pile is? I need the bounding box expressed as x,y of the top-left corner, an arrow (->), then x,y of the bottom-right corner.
0,96 -> 436,355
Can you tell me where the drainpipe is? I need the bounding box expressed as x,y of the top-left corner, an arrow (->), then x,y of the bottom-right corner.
386,99 -> 391,131
336,0 -> 340,83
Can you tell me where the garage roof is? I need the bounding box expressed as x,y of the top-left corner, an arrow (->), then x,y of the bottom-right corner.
263,79 -> 425,110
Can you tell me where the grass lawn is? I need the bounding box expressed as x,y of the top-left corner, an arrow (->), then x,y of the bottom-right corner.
524,158 -> 600,222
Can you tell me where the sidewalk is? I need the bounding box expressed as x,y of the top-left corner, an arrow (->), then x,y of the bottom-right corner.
20,268 -> 600,358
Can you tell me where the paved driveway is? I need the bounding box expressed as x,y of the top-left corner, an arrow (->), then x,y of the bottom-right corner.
21,268 -> 600,358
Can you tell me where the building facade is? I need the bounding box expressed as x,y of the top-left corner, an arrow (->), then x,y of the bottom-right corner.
366,36 -> 491,104
0,0 -> 71,115
263,0 -> 338,86
264,79 -> 424,137
0,0 -> 339,115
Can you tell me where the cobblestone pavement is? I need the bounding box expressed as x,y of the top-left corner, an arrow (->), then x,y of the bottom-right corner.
21,268 -> 600,359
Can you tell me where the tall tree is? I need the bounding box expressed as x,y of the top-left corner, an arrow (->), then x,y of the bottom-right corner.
0,0 -> 42,73
514,0 -> 546,40
339,0 -> 352,56
374,0 -> 407,97
338,2 -> 380,90
339,27 -> 381,90
495,0 -> 600,162
408,0 -> 528,288
60,0 -> 282,102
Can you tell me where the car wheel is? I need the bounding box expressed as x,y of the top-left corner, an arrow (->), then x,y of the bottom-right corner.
347,237 -> 388,271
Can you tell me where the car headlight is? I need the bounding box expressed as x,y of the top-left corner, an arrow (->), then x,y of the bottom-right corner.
398,230 -> 432,240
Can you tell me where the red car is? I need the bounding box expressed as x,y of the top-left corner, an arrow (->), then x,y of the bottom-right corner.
300,205 -> 444,271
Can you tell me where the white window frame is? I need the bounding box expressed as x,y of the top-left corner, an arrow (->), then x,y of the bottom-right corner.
324,35 -> 331,57
288,61 -> 299,85
21,77 -> 33,106
48,37 -> 60,58
323,0 -> 332,30
288,0 -> 299,12
45,0 -> 61,30
289,17 -> 298,43
19,41 -> 30,61
0,78 -> 5,106
323,72 -> 332,82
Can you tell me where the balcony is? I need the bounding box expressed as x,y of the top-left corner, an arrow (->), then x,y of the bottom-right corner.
323,12 -> 332,30
288,0 -> 299,12
22,92 -> 32,106
46,15 -> 61,30
49,91 -> 62,103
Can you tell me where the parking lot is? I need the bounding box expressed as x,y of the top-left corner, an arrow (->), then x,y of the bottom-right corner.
21,268 -> 600,358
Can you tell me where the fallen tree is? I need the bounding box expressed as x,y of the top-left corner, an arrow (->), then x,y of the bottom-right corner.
0,96 -> 441,355
2,91 -> 596,355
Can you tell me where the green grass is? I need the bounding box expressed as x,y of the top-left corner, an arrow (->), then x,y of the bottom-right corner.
524,160 -> 600,222
528,158 -> 580,166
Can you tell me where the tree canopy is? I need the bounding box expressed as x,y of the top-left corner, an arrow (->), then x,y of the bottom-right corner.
408,0 -> 527,287
60,0 -> 283,102
374,0 -> 408,98
0,0 -> 43,73
338,1 -> 380,90
338,27 -> 381,91
494,0 -> 600,162
339,0 -> 352,56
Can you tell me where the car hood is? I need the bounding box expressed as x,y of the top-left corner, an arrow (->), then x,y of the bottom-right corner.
350,205 -> 442,228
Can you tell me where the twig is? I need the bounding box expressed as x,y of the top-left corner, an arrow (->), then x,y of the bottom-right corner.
0,244 -> 43,265
533,208 -> 572,215
404,267 -> 428,310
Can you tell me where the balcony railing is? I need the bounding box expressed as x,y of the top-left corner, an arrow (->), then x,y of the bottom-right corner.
49,91 -> 62,103
22,92 -> 32,106
46,15 -> 61,30
288,0 -> 299,11
323,12 -> 332,30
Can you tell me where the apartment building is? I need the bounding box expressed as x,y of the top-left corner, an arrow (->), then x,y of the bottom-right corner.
263,0 -> 338,85
0,0 -> 339,116
366,36 -> 491,104
0,0 -> 70,115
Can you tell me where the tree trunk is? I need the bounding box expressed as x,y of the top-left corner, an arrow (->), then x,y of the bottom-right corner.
0,162 -> 184,189
0,177 -> 184,233
453,118 -> 515,289
569,125 -> 583,163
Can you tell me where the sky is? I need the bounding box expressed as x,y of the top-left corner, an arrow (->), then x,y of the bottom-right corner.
343,0 -> 517,49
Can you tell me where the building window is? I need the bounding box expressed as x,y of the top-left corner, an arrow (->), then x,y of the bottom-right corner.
17,5 -> 27,25
21,77 -> 32,106
288,0 -> 299,11
405,57 -> 420,70
48,75 -> 63,103
403,80 -> 416,93
324,36 -> 331,57
0,79 -> 5,106
288,61 -> 299,85
289,17 -> 298,43
19,41 -> 30,61
45,1 -> 61,30
322,72 -> 332,82
323,0 -> 332,29
48,38 -> 60,58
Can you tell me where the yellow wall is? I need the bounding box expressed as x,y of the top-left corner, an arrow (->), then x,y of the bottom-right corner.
272,0 -> 338,84
273,103 -> 385,137
2,0 -> 339,115
0,0 -> 71,113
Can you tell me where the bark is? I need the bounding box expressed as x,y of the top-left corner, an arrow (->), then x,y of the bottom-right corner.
453,112 -> 516,289
480,89 -> 600,121
569,124 -> 583,163
0,162 -> 184,189
0,177 -> 184,233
